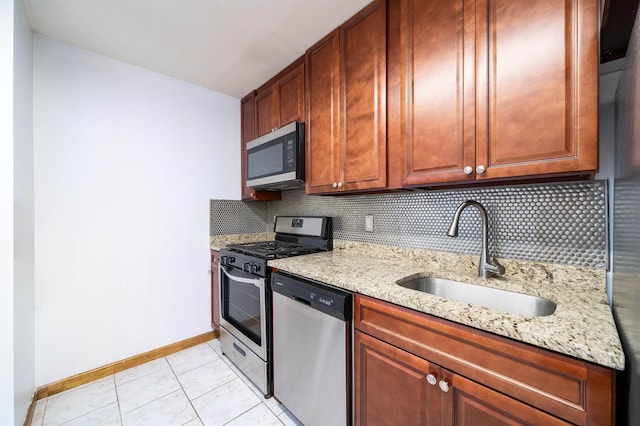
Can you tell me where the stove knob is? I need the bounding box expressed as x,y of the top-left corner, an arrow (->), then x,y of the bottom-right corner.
243,262 -> 251,272
250,263 -> 260,274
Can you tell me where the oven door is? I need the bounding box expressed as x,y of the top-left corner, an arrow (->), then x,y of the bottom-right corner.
219,264 -> 267,360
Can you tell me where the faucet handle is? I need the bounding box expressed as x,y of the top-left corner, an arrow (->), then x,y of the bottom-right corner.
485,257 -> 506,277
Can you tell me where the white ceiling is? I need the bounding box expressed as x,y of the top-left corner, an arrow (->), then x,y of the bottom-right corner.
24,0 -> 371,98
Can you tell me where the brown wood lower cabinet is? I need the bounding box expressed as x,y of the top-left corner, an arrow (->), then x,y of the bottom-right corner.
210,250 -> 220,329
355,331 -> 568,425
355,330 -> 439,425
354,295 -> 615,425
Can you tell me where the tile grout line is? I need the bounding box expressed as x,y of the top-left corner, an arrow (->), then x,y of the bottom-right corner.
53,377 -> 119,426
117,360 -> 189,421
203,341 -> 284,425
39,340 -> 292,426
212,347 -> 287,425
164,353 -> 202,426
112,374 -> 124,426
35,393 -> 48,425
221,401 -> 275,426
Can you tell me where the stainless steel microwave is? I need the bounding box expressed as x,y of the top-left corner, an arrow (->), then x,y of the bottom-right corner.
245,122 -> 305,190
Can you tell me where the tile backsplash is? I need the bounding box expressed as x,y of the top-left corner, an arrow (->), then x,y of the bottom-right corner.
211,181 -> 607,269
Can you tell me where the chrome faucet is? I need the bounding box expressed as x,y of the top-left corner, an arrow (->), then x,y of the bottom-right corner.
447,200 -> 505,279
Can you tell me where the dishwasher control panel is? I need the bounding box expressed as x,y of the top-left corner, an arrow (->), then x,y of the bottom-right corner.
271,272 -> 352,321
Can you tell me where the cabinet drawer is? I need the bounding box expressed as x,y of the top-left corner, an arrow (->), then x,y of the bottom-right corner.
354,295 -> 614,425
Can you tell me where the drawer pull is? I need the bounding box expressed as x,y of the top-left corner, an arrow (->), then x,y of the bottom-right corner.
439,380 -> 450,393
233,342 -> 246,357
426,374 -> 437,386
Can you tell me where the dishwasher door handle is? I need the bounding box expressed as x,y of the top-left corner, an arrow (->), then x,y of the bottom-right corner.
292,295 -> 311,306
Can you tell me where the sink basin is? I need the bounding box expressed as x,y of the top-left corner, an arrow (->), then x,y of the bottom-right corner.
397,277 -> 557,317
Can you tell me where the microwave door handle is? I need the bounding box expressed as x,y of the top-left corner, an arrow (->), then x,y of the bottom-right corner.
220,265 -> 262,287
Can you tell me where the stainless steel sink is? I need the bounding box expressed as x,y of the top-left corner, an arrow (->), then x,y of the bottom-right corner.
397,277 -> 557,317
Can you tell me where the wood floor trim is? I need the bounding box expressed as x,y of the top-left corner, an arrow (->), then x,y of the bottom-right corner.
35,330 -> 218,400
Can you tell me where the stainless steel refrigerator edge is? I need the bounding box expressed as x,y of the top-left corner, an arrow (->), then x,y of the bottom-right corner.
612,7 -> 640,425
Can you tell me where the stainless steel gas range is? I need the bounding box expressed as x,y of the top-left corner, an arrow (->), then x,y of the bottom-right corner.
218,216 -> 332,397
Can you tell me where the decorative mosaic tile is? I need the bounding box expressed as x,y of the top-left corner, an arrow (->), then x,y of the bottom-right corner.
211,181 -> 607,269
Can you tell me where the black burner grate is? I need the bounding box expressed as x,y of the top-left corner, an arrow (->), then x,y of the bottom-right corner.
226,241 -> 324,260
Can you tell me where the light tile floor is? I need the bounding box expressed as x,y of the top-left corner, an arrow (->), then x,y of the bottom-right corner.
31,339 -> 303,426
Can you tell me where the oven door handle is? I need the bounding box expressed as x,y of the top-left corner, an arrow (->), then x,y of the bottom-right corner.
220,265 -> 262,287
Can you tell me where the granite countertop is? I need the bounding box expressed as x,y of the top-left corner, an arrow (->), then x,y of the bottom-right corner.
209,233 -> 275,251
268,240 -> 624,370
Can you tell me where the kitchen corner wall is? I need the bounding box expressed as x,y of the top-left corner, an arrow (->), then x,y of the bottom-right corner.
211,180 -> 607,270
33,35 -> 240,386
2,0 -> 35,424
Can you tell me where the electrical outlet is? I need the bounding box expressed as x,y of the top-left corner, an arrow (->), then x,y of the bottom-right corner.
365,214 -> 374,232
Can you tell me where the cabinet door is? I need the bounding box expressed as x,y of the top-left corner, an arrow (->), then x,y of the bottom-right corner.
211,250 -> 220,329
255,86 -> 277,137
388,0 -> 476,187
442,371 -> 569,426
277,60 -> 305,127
341,0 -> 387,191
355,294 -> 615,425
257,58 -> 304,138
354,330 -> 440,426
474,0 -> 598,179
240,92 -> 281,201
306,29 -> 342,194
241,92 -> 256,200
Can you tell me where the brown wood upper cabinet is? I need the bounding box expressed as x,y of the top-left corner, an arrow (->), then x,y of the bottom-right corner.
255,57 -> 305,138
305,0 -> 387,194
240,92 -> 281,201
240,56 -> 303,201
387,0 -> 599,188
243,57 -> 302,200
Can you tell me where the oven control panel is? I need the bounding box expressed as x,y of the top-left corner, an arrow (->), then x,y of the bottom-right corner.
243,262 -> 261,274
220,251 -> 267,278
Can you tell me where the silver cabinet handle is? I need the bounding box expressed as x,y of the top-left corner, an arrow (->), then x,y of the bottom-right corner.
337,182 -> 343,188
426,374 -> 437,386
476,165 -> 486,174
332,182 -> 338,188
439,380 -> 450,393
463,166 -> 473,175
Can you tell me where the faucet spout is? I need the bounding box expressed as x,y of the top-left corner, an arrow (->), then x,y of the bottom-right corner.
447,200 -> 505,279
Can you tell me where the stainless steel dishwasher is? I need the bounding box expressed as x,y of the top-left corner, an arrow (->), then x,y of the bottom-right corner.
271,271 -> 352,426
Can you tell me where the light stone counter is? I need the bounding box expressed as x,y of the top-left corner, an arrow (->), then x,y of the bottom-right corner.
209,233 -> 275,251
268,240 -> 624,370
